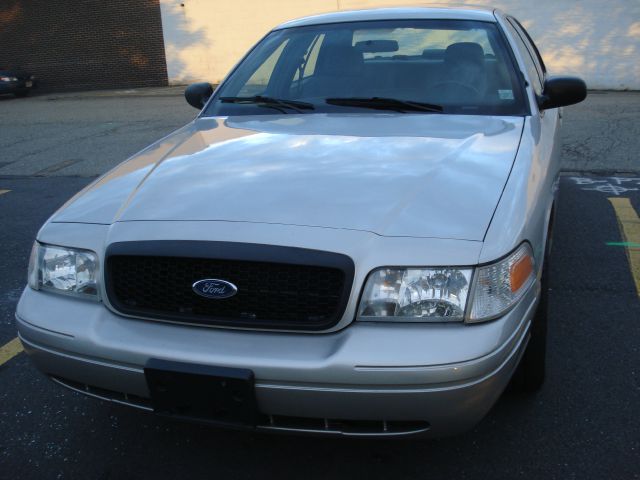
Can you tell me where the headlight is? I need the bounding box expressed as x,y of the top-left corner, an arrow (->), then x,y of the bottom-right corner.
358,268 -> 472,322
0,76 -> 18,82
28,242 -> 100,300
467,242 -> 535,322
357,243 -> 536,323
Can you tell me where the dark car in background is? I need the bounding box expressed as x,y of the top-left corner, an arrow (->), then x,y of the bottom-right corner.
0,70 -> 36,97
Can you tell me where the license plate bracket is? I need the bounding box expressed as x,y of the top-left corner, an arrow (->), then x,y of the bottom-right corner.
144,359 -> 258,427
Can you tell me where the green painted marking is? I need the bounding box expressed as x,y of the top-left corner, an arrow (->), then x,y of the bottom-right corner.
606,242 -> 640,248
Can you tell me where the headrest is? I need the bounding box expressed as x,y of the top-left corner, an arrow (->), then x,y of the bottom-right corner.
317,45 -> 363,76
444,42 -> 485,66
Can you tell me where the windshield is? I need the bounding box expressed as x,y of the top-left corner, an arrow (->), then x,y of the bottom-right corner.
204,19 -> 528,116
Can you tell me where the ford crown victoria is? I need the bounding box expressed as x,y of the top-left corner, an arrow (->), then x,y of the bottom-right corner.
16,6 -> 586,437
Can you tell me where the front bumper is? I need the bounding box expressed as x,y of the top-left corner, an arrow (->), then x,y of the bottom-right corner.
16,284 -> 537,437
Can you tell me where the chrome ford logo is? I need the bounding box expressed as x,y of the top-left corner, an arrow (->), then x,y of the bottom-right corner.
192,279 -> 238,299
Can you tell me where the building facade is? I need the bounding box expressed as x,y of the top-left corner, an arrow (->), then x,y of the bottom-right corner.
159,0 -> 640,90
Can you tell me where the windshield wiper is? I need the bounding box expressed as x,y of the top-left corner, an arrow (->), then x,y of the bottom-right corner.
325,97 -> 443,113
220,96 -> 315,113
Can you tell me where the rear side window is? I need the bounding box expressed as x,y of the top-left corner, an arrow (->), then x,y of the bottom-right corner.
238,39 -> 289,97
293,34 -> 325,81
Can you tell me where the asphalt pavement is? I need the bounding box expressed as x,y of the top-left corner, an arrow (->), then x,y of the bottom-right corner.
0,88 -> 194,177
1,88 -> 639,479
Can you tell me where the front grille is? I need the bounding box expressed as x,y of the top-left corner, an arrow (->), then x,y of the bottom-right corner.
105,241 -> 354,331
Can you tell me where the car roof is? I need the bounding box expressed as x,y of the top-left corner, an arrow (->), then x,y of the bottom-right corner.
275,5 -> 498,29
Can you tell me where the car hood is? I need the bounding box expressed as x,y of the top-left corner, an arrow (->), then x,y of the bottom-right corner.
53,114 -> 524,241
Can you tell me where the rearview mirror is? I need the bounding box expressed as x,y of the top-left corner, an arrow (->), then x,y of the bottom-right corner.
354,40 -> 399,53
538,76 -> 587,110
185,82 -> 214,110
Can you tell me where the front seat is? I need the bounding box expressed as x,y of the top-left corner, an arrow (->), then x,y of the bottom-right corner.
302,44 -> 364,98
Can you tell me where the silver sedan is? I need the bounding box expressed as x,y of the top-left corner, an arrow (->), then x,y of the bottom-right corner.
17,6 -> 586,437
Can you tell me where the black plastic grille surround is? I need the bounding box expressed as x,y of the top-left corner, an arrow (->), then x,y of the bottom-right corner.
105,241 -> 354,331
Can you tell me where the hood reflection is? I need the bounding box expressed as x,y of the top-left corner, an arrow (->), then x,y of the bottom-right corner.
53,113 -> 523,241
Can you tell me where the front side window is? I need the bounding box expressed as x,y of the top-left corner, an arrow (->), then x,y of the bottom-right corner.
510,17 -> 546,76
505,19 -> 543,94
205,20 -> 528,116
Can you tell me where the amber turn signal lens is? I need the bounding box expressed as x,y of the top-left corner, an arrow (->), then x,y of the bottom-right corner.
468,243 -> 536,322
510,254 -> 533,292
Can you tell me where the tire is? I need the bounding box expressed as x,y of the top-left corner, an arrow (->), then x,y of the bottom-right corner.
14,89 -> 30,97
509,223 -> 552,393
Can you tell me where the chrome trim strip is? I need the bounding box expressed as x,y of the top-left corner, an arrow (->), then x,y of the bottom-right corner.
49,377 -> 153,412
256,424 -> 430,437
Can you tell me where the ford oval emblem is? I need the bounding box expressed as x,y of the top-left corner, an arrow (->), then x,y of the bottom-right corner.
192,279 -> 238,299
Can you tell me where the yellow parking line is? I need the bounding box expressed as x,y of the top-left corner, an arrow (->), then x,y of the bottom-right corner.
0,189 -> 10,196
0,337 -> 23,366
609,197 -> 640,298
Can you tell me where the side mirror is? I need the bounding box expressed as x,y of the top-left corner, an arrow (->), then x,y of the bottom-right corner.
185,82 -> 214,110
538,76 -> 587,110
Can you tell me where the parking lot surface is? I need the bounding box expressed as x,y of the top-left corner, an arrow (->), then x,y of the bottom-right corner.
1,89 -> 639,479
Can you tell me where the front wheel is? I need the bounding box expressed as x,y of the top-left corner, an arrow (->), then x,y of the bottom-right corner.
510,232 -> 551,393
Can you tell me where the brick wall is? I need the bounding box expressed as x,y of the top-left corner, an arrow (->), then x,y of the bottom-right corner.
0,0 -> 168,92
